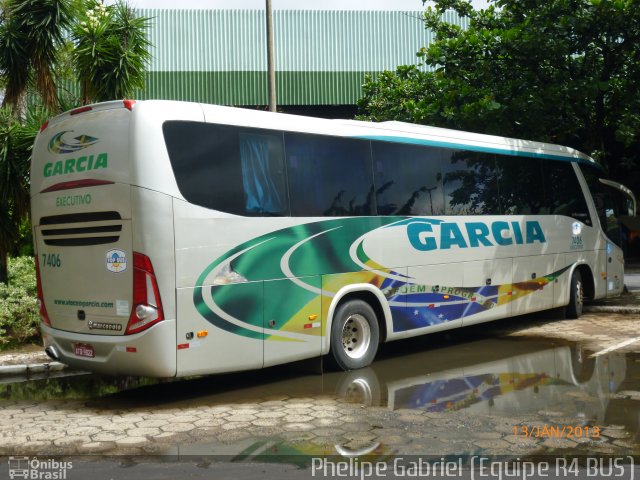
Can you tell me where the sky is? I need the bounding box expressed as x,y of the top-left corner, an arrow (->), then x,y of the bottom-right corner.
122,0 -> 491,10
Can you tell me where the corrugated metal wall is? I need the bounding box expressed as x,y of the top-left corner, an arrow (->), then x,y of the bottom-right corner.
136,9 -> 468,105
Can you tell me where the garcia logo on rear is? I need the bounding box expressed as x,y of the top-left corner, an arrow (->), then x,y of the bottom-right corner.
43,153 -> 108,177
106,249 -> 127,273
44,130 -> 109,178
49,131 -> 99,154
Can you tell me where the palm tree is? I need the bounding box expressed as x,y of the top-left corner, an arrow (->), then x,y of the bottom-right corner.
0,1 -> 30,112
0,104 -> 46,283
0,0 -> 151,283
0,0 -> 73,112
73,0 -> 151,104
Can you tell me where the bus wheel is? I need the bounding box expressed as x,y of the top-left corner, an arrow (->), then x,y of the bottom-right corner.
330,300 -> 379,371
566,269 -> 584,319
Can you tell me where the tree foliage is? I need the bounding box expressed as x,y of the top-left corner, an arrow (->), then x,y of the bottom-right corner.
0,0 -> 151,283
73,0 -> 151,104
0,0 -> 73,111
0,104 -> 46,283
358,0 -> 640,190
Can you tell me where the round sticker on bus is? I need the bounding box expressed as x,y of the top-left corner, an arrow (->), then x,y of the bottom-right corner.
106,249 -> 127,273
572,222 -> 582,235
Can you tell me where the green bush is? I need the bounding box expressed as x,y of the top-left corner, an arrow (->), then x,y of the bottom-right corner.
0,256 -> 41,350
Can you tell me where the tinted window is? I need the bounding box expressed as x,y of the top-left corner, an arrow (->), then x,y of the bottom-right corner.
580,164 -> 625,242
496,155 -> 546,215
285,133 -> 374,216
544,161 -> 590,224
165,120 -> 594,223
164,121 -> 288,216
372,142 -> 444,215
580,164 -> 607,227
442,150 -> 501,215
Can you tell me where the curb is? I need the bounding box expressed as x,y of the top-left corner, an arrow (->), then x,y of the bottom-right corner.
0,361 -> 67,377
584,305 -> 640,314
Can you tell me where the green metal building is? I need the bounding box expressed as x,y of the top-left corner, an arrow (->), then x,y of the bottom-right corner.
135,9 -> 467,114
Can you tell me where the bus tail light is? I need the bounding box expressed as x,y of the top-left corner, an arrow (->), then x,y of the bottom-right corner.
126,252 -> 164,335
34,258 -> 51,326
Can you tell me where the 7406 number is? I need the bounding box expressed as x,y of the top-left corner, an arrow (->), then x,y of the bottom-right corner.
42,253 -> 61,268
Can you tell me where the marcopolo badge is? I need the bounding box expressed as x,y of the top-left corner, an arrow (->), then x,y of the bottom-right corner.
106,249 -> 127,273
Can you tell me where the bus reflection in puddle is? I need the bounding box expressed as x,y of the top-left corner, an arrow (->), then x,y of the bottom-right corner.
333,339 -> 624,425
176,340 -> 630,464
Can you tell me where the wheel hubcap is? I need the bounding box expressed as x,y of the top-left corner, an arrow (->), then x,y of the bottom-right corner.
341,314 -> 371,360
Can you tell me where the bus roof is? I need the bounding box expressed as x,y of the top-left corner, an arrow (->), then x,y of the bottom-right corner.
335,119 -> 597,166
198,101 -> 598,167
45,100 -> 599,168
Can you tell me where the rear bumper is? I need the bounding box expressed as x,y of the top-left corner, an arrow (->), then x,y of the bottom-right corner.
41,319 -> 177,377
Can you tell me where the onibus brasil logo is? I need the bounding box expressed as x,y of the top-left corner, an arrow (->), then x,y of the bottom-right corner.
8,456 -> 72,479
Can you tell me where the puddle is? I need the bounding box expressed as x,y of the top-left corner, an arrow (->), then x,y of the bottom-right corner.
1,330 -> 639,459
344,339 -> 623,418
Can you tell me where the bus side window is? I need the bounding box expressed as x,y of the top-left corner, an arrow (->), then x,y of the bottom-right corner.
285,133 -> 374,217
442,150 -> 500,215
164,121 -> 289,216
371,142 -> 444,216
495,155 -> 545,215
239,133 -> 287,216
544,162 -> 591,225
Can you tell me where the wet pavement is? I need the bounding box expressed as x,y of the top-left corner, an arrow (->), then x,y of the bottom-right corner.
4,277 -> 640,480
1,311 -> 640,468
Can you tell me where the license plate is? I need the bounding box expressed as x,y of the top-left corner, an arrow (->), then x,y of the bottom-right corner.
74,343 -> 95,358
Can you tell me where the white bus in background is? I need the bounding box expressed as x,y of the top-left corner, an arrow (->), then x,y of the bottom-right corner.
30,100 -> 635,377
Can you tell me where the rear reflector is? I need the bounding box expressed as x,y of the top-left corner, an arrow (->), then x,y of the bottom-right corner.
123,99 -> 136,111
126,253 -> 165,335
40,120 -> 49,132
41,179 -> 114,193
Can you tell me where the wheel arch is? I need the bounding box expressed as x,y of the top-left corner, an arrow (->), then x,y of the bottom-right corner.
573,262 -> 595,301
322,284 -> 392,356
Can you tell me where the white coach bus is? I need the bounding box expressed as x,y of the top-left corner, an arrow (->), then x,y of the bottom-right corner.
30,100 -> 635,377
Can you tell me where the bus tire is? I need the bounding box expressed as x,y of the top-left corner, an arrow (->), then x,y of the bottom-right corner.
566,269 -> 584,319
330,299 -> 379,371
